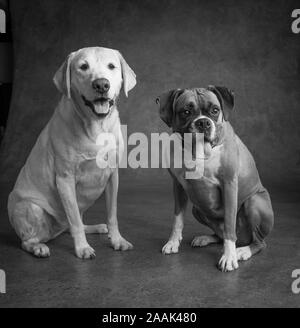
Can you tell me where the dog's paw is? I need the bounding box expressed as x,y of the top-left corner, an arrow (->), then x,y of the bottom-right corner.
97,224 -> 108,234
191,235 -> 219,247
218,251 -> 239,272
75,245 -> 96,259
110,236 -> 133,251
236,246 -> 252,261
84,224 -> 108,234
162,239 -> 181,255
33,243 -> 50,258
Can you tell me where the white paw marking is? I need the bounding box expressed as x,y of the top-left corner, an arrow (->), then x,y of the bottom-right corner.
236,246 -> 252,261
218,239 -> 239,272
162,239 -> 181,255
218,252 -> 239,272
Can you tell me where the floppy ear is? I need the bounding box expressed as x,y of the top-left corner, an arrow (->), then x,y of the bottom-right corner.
53,51 -> 77,99
207,85 -> 234,121
115,51 -> 136,97
156,89 -> 183,128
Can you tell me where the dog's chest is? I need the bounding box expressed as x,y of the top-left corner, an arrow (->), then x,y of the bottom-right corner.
174,146 -> 224,216
75,157 -> 112,206
77,157 -> 111,182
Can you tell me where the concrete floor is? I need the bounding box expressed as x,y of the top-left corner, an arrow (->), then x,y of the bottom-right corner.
0,180 -> 299,308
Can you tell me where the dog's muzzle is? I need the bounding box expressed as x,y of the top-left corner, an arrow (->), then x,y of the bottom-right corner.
92,78 -> 110,94
82,95 -> 114,118
194,118 -> 214,139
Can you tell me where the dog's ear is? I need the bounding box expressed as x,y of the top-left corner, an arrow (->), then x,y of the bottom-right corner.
156,89 -> 183,128
207,85 -> 234,121
53,51 -> 77,99
115,51 -> 136,97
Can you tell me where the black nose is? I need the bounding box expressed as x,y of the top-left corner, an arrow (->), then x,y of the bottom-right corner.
92,78 -> 110,93
194,118 -> 211,132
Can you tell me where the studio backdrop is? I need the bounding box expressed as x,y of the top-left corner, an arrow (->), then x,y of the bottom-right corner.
1,0 -> 300,187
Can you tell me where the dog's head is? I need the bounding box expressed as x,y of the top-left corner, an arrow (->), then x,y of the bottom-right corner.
53,47 -> 136,119
156,86 -> 234,146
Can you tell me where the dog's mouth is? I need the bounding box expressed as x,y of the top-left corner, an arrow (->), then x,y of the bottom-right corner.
81,95 -> 114,118
187,129 -> 215,160
203,134 -> 212,143
203,140 -> 213,159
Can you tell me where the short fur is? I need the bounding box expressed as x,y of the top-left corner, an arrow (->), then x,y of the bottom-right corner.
157,86 -> 274,272
8,47 -> 136,258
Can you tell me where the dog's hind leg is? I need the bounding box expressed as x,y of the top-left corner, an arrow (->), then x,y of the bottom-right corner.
84,224 -> 108,234
236,189 -> 274,261
191,234 -> 221,247
22,238 -> 50,258
9,200 -> 54,258
191,206 -> 223,247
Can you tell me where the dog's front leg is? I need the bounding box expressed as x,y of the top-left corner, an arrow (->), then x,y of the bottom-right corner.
105,169 -> 133,251
218,176 -> 239,272
56,175 -> 95,259
162,178 -> 188,255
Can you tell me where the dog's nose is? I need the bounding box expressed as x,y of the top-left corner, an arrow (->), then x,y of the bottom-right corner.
194,118 -> 211,132
92,78 -> 110,93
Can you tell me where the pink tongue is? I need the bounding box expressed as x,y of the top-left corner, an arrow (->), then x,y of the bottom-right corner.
204,142 -> 212,158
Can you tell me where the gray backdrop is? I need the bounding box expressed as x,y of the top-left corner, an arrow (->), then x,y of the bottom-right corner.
1,0 -> 300,187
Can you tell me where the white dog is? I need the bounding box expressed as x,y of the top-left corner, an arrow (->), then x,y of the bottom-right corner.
8,47 -> 136,259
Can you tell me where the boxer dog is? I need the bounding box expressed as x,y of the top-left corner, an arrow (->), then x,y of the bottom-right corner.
8,47 -> 136,259
157,86 -> 274,272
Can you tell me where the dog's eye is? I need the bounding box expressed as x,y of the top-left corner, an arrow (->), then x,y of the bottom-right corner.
108,63 -> 115,70
182,110 -> 191,116
79,63 -> 89,71
210,107 -> 220,115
